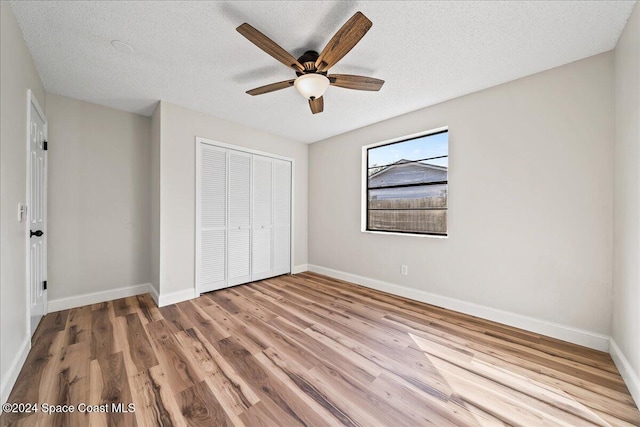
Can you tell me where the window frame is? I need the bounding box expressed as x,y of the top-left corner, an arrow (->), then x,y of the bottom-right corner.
361,127 -> 449,238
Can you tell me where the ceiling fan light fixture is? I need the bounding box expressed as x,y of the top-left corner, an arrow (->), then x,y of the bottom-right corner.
294,74 -> 330,100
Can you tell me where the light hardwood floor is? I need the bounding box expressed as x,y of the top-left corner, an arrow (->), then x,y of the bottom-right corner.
2,272 -> 639,426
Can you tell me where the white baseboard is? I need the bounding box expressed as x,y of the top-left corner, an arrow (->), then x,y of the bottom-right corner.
158,288 -> 195,307
1,336 -> 30,405
610,338 -> 640,407
307,264 -> 610,352
148,284 -> 160,306
291,264 -> 309,274
48,283 -> 151,312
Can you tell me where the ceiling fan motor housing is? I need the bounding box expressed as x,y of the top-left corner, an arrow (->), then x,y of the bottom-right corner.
296,50 -> 326,76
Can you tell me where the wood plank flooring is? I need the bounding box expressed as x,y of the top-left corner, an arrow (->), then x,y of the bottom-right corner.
2,272 -> 639,426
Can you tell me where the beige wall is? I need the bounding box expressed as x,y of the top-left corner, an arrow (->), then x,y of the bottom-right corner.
150,102 -> 161,297
157,101 -> 308,299
0,3 -> 46,402
309,52 -> 615,340
613,2 -> 640,402
46,93 -> 151,301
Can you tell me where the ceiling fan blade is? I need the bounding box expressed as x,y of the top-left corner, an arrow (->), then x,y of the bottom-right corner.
246,79 -> 296,96
237,23 -> 304,72
309,97 -> 324,114
315,12 -> 372,72
328,74 -> 384,91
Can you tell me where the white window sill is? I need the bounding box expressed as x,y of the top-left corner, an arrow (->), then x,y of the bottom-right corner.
361,230 -> 448,239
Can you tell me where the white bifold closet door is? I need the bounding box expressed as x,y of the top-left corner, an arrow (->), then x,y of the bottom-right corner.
252,155 -> 273,281
228,150 -> 252,286
199,145 -> 227,293
197,140 -> 291,294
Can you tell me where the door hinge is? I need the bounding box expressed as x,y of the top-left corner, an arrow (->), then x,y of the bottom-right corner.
43,280 -> 47,290
43,140 -> 48,151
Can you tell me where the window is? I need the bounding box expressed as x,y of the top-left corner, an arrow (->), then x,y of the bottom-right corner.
365,129 -> 448,236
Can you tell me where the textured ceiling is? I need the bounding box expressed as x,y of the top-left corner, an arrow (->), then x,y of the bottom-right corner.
11,1 -> 636,144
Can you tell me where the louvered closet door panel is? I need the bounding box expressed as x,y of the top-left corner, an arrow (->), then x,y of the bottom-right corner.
252,155 -> 273,281
201,147 -> 227,229
273,159 -> 291,226
199,145 -> 227,292
253,156 -> 272,226
228,150 -> 251,228
228,228 -> 251,284
228,150 -> 252,285
252,227 -> 272,279
273,226 -> 290,274
273,159 -> 291,275
201,230 -> 226,286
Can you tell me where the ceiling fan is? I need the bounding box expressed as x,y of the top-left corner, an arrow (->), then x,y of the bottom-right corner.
237,11 -> 384,114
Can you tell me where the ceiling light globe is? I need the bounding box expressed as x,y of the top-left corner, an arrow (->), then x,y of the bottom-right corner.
294,74 -> 330,100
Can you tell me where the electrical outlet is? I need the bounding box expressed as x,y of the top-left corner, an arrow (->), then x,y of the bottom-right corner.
401,265 -> 408,275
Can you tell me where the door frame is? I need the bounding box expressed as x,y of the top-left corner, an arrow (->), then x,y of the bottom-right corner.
194,137 -> 295,296
25,89 -> 48,336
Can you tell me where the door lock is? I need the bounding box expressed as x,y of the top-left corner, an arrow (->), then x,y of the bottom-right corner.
30,230 -> 43,237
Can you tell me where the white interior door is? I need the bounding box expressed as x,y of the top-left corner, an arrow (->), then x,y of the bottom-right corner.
227,150 -> 252,286
28,95 -> 47,335
273,159 -> 291,276
198,145 -> 227,293
252,155 -> 273,281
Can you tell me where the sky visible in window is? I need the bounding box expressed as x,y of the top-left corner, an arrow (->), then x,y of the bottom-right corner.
368,131 -> 448,169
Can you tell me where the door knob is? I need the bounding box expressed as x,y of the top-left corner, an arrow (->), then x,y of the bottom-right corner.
30,230 -> 43,237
